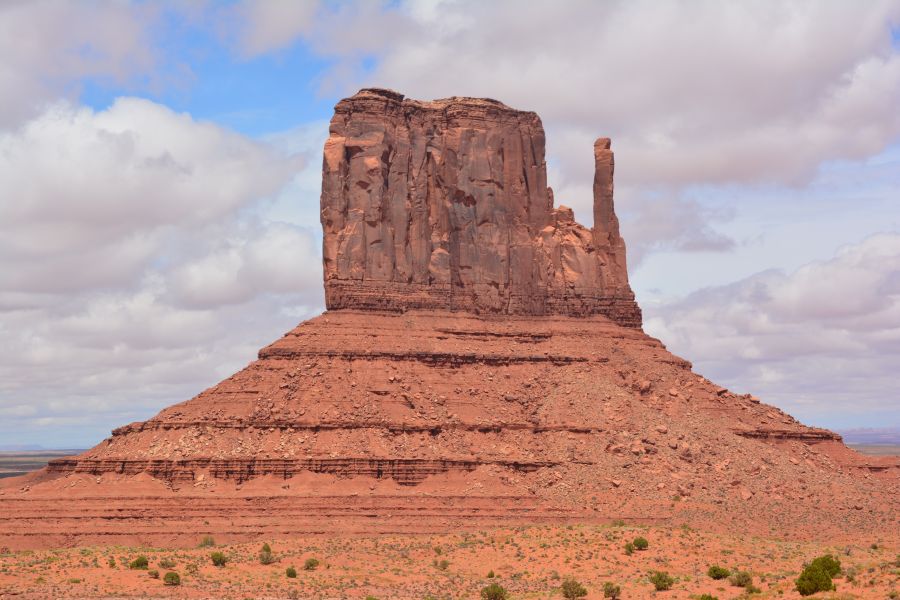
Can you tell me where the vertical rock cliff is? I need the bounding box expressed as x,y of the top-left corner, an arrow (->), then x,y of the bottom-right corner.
320,88 -> 641,327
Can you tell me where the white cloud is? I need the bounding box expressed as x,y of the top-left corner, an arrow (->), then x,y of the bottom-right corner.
253,0 -> 900,184
229,0 -> 900,263
0,99 -> 324,446
0,98 -> 300,293
645,232 -> 900,428
619,191 -> 736,267
229,0 -> 321,58
167,220 -> 322,308
0,1 -> 159,127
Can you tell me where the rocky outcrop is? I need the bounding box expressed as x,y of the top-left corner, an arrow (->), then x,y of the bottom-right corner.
320,88 -> 641,327
2,89 -> 896,551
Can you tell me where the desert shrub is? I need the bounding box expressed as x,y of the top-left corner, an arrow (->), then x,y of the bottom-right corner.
633,536 -> 649,550
561,577 -> 588,599
163,571 -> 180,586
259,543 -> 275,565
809,554 -> 841,578
433,559 -> 450,570
210,551 -> 228,567
729,570 -> 753,588
304,557 -> 320,571
199,535 -> 215,547
649,570 -> 674,591
603,581 -> 621,599
487,569 -> 495,578
624,542 -> 635,555
707,565 -> 731,580
698,595 -> 718,600
480,582 -> 509,600
185,563 -> 199,575
796,562 -> 835,596
128,555 -> 149,570
107,556 -> 116,568
158,558 -> 176,569
611,519 -> 626,527
148,570 -> 159,579
365,596 -> 379,600
286,566 -> 297,578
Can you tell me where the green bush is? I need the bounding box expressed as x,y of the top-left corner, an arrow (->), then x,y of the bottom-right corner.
259,543 -> 275,565
210,551 -> 228,567
480,582 -> 509,600
303,557 -> 320,571
148,570 -> 159,579
107,556 -> 116,568
603,581 -> 621,599
698,595 -> 718,600
633,536 -> 649,550
624,542 -> 635,555
199,535 -> 216,547
729,570 -> 752,588
707,565 -> 731,580
796,563 -> 835,596
487,569 -> 495,578
561,577 -> 588,599
163,571 -> 180,586
286,566 -> 297,578
808,554 -> 841,578
158,558 -> 176,569
649,570 -> 674,591
128,556 -> 149,570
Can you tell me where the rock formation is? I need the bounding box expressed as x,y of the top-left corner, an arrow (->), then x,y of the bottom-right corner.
0,89 -> 896,550
321,89 -> 640,327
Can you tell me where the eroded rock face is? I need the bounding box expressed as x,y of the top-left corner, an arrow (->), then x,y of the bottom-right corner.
320,88 -> 641,327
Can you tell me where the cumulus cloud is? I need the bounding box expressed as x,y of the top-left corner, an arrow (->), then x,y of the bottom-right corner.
619,192 -> 736,267
644,233 -> 900,428
0,99 -> 324,446
0,1 -> 159,127
0,98 -> 299,293
227,0 -> 321,58
227,0 -> 900,262
234,0 -> 900,183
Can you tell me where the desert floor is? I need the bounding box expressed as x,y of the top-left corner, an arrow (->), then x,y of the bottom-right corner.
0,523 -> 897,599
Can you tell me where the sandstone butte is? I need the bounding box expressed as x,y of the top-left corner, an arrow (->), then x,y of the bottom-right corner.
0,88 -> 896,550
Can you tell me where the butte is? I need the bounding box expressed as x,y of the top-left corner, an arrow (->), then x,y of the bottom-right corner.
0,88 -> 896,549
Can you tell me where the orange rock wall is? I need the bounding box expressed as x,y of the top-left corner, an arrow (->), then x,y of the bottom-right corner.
320,89 -> 641,326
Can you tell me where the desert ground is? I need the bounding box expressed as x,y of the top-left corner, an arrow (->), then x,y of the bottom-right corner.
0,523 -> 897,599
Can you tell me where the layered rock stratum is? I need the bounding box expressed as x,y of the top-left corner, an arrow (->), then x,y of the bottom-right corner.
0,89 -> 896,550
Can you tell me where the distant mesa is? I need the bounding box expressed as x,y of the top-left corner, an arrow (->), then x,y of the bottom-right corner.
0,89 -> 896,550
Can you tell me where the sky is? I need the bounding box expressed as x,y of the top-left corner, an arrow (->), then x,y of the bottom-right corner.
0,0 -> 899,448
